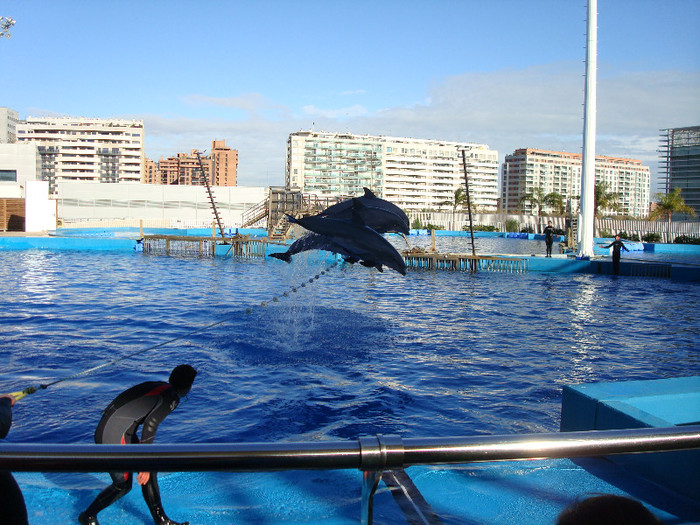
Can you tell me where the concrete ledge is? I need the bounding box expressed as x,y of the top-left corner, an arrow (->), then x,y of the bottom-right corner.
0,236 -> 136,251
561,377 -> 700,501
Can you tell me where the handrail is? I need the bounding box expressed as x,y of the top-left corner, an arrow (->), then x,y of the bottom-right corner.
1,425 -> 698,473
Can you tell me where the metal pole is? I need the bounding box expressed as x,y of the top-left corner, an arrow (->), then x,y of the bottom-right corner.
460,149 -> 477,258
1,426 -> 697,472
578,0 -> 597,258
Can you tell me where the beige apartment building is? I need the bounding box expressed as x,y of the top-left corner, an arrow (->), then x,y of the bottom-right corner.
17,116 -> 144,195
502,148 -> 651,218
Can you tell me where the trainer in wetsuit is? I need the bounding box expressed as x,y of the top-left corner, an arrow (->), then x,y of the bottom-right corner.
543,220 -> 555,257
602,234 -> 629,275
79,364 -> 197,525
0,394 -> 28,525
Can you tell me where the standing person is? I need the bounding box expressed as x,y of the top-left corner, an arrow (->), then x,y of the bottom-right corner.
602,234 -> 629,275
0,393 -> 28,525
79,365 -> 197,525
543,220 -> 555,257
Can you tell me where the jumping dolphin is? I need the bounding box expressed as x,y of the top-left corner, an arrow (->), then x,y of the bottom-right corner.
269,232 -> 359,264
283,200 -> 407,276
316,187 -> 410,235
270,188 -> 410,264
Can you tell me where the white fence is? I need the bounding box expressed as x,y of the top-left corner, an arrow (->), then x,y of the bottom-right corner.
409,211 -> 700,242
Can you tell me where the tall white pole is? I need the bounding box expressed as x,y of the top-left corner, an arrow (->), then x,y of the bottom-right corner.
578,0 -> 597,258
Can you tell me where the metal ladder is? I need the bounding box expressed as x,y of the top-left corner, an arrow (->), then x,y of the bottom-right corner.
195,151 -> 226,239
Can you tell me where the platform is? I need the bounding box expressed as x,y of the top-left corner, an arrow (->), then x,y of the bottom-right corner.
561,376 -> 700,501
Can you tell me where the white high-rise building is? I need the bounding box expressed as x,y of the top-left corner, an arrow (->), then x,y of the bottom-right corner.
17,117 -> 144,195
0,107 -> 19,143
502,148 -> 651,218
287,131 -> 499,212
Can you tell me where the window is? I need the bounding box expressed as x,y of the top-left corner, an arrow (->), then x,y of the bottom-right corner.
0,170 -> 17,182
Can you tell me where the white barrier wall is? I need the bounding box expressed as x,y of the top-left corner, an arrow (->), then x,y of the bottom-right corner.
25,181 -> 56,232
57,182 -> 267,227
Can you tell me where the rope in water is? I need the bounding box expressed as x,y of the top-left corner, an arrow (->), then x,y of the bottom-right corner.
7,261 -> 339,402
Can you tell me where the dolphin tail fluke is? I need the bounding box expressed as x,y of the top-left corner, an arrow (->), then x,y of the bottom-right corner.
269,252 -> 292,263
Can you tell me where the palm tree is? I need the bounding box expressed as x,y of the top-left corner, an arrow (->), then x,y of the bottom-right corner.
439,187 -> 469,230
648,188 -> 696,242
518,187 -> 564,216
594,182 -> 622,217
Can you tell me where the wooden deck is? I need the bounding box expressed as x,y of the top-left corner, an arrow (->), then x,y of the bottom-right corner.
402,251 -> 529,273
141,234 -> 269,258
141,235 -> 528,273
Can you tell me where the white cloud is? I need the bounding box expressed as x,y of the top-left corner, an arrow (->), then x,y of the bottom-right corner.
139,64 -> 700,191
301,104 -> 368,119
182,93 -> 289,120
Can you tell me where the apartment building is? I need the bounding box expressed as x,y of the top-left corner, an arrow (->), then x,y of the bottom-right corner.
17,117 -> 144,195
0,107 -> 19,143
287,131 -> 499,212
143,157 -> 158,184
156,150 -> 213,185
502,148 -> 650,218
146,140 -> 238,186
210,139 -> 238,186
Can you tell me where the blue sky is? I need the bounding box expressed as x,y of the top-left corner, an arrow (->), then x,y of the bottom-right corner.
2,0 -> 699,191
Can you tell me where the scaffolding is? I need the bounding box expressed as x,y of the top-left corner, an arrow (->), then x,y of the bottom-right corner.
659,126 -> 700,217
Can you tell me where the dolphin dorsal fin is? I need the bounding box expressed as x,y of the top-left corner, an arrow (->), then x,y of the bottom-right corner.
363,187 -> 378,199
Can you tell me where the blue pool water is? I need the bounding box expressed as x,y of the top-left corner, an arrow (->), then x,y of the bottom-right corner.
1,249 -> 699,523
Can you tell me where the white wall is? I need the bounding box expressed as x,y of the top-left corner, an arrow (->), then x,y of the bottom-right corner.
25,181 -> 56,232
57,182 -> 267,226
0,143 -> 39,198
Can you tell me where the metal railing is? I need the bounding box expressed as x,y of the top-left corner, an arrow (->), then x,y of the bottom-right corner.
1,425 -> 698,524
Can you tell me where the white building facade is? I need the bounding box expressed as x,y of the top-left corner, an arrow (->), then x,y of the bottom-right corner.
0,107 -> 19,143
17,117 -> 145,195
287,131 -> 499,212
502,148 -> 651,218
0,143 -> 40,198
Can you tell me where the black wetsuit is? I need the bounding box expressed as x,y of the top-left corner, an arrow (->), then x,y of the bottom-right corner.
543,225 -> 554,257
604,239 -> 629,275
82,381 -> 184,524
0,397 -> 28,525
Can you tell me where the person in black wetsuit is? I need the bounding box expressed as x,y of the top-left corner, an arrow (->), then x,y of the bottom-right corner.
0,394 -> 28,525
543,220 -> 555,257
602,234 -> 629,275
79,364 -> 197,525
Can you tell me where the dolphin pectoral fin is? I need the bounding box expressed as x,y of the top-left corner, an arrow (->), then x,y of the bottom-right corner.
359,260 -> 383,272
343,256 -> 360,264
351,199 -> 369,227
269,252 -> 292,263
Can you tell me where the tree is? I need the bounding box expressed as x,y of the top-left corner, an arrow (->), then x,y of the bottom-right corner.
648,188 -> 696,241
518,187 -> 564,216
1,16 -> 15,38
594,182 -> 622,217
439,187 -> 469,229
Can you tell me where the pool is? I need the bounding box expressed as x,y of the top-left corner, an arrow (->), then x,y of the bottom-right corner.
1,249 -> 699,523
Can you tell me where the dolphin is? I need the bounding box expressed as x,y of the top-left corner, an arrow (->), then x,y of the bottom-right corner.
269,232 -> 360,264
316,187 -> 410,235
284,200 -> 407,276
